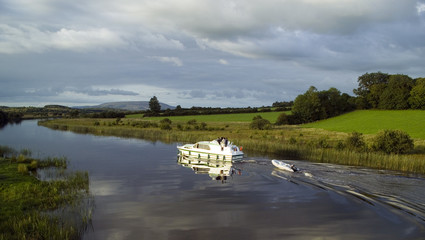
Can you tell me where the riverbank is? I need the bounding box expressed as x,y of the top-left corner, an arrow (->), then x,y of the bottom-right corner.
0,147 -> 93,239
38,118 -> 425,174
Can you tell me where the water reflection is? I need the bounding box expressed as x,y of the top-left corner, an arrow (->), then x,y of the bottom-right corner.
0,119 -> 22,129
177,155 -> 242,183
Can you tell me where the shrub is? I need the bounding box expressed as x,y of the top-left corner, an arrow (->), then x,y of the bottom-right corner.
336,141 -> 345,150
372,130 -> 414,154
249,115 -> 271,130
18,164 -> 28,174
159,118 -> 172,130
346,131 -> 366,151
316,136 -> 329,148
160,118 -> 172,125
200,122 -> 207,130
28,160 -> 38,171
159,122 -> 172,130
17,154 -> 26,163
275,112 -> 289,125
187,119 -> 197,125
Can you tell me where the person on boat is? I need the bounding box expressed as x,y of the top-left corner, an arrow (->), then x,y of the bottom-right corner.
220,137 -> 227,151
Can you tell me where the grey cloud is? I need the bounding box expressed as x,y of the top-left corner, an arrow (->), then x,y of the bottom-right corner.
1,0 -> 424,108
76,88 -> 139,96
2,87 -> 139,97
137,0 -> 418,38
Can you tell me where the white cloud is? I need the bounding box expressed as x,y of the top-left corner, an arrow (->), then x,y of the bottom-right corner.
152,56 -> 183,66
417,2 -> 425,14
0,25 -> 125,54
218,59 -> 228,65
51,28 -> 125,51
137,32 -> 185,50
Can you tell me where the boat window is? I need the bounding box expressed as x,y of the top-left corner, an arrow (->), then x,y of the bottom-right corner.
198,144 -> 210,150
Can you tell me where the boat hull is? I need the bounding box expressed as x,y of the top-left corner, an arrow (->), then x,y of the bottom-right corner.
272,159 -> 297,172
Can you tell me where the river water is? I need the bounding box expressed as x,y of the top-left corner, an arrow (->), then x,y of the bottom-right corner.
1,120 -> 424,240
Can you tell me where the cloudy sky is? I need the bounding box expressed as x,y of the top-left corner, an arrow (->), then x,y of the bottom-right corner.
1,0 -> 425,108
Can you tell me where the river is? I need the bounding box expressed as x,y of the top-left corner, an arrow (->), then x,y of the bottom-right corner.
1,120 -> 424,240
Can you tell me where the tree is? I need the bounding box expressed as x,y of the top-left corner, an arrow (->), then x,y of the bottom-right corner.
409,78 -> 425,110
378,74 -> 413,109
291,86 -> 354,124
318,87 -> 349,119
149,96 -> 161,114
367,83 -> 387,108
292,86 -> 321,123
353,72 -> 389,109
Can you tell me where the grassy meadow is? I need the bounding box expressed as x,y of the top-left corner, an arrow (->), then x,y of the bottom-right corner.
38,110 -> 425,174
303,110 -> 425,139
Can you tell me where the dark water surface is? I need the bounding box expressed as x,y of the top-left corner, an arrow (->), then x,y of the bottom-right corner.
1,120 -> 424,240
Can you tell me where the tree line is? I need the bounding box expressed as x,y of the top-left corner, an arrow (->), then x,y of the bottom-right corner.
354,72 -> 425,110
277,72 -> 425,125
144,96 -> 282,117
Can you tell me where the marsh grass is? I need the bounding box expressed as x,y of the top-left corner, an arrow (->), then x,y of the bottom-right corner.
0,147 -> 93,240
39,118 -> 425,174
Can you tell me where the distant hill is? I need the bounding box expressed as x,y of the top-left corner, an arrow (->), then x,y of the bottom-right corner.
74,101 -> 175,111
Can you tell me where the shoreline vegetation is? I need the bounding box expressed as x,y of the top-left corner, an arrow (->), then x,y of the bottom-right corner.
38,113 -> 425,175
0,146 -> 93,239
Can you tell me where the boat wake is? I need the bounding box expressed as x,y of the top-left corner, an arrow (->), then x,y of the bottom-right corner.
269,160 -> 425,226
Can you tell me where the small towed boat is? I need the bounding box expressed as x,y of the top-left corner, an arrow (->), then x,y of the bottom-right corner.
177,138 -> 244,161
272,159 -> 299,172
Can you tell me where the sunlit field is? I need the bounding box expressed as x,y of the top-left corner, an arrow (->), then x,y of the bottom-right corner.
302,110 -> 425,139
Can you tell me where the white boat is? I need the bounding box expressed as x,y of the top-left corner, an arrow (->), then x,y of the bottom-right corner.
272,159 -> 299,172
177,139 -> 244,161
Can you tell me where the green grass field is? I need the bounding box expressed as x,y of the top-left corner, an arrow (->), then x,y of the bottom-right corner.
126,111 -> 290,123
303,110 -> 425,139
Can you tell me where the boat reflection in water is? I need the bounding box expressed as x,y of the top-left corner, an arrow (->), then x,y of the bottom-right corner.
177,155 -> 241,183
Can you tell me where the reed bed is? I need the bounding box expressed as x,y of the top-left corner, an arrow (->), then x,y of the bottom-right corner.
39,118 -> 425,174
0,148 -> 93,239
